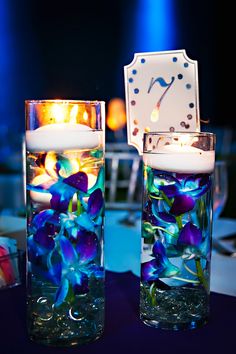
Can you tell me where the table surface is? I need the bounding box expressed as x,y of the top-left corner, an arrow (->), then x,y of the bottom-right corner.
105,211 -> 236,296
0,212 -> 236,353
0,271 -> 236,354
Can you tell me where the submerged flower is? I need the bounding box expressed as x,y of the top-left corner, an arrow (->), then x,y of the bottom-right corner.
53,233 -> 101,306
75,231 -> 99,264
170,194 -> 195,216
141,259 -> 162,281
141,240 -> 179,281
87,188 -> 104,217
154,211 -> 176,224
49,171 -> 88,212
147,171 -> 212,217
178,222 -> 202,247
33,227 -> 55,250
29,230 -> 102,307
63,171 -> 88,192
27,155 -> 105,307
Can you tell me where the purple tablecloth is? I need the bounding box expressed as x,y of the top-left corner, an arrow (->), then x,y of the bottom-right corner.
0,271 -> 235,354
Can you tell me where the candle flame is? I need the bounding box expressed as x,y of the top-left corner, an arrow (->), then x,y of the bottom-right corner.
70,105 -> 78,123
170,134 -> 197,148
179,135 -> 191,145
51,104 -> 65,123
83,111 -> 89,121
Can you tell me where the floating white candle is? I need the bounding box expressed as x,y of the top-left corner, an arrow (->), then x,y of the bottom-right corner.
143,144 -> 215,173
26,123 -> 102,152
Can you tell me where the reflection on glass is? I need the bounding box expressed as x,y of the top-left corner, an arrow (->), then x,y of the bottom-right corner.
213,161 -> 228,220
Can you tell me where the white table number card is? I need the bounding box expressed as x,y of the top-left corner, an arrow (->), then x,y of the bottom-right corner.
124,50 -> 200,154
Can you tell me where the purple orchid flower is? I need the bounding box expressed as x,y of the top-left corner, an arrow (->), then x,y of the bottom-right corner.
67,271 -> 89,295
28,165 -> 88,213
148,172 -> 211,217
87,188 -> 104,218
55,278 -> 69,307
75,231 -> 98,264
141,259 -> 163,281
154,211 -> 176,224
28,225 -> 101,307
141,240 -> 179,281
183,174 -> 211,198
32,209 -> 61,236
49,181 -> 77,212
63,171 -> 88,193
59,235 -> 78,265
159,184 -> 179,198
49,176 -> 103,214
178,222 -> 202,247
53,232 -> 100,306
33,227 -> 55,250
153,172 -> 211,199
170,194 -> 195,216
27,156 -> 104,307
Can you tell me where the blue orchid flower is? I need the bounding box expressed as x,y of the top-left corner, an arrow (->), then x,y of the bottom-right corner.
178,222 -> 202,247
141,240 -> 179,282
27,152 -> 105,307
54,234 -> 101,306
150,172 -> 211,216
29,229 -> 103,307
28,186 -> 104,307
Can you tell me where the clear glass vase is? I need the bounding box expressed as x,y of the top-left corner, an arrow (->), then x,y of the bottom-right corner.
25,100 -> 105,346
140,132 -> 215,330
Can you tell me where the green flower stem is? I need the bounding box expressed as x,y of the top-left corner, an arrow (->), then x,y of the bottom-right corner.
149,195 -> 163,200
172,276 -> 200,284
68,198 -> 73,213
159,190 -> 183,230
183,261 -> 198,276
149,282 -> 157,306
153,226 -> 178,238
159,190 -> 172,207
176,216 -> 183,230
76,193 -> 83,216
195,258 -> 208,290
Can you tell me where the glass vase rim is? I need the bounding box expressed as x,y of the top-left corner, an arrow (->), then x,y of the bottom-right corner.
144,131 -> 215,138
25,99 -> 105,105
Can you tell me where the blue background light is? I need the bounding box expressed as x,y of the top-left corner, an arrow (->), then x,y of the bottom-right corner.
134,0 -> 176,52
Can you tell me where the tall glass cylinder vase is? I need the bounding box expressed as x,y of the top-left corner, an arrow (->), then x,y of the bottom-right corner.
25,100 -> 105,346
140,132 -> 215,330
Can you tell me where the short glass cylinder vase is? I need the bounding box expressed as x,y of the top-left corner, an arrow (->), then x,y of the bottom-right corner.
25,100 -> 105,346
140,132 -> 215,330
